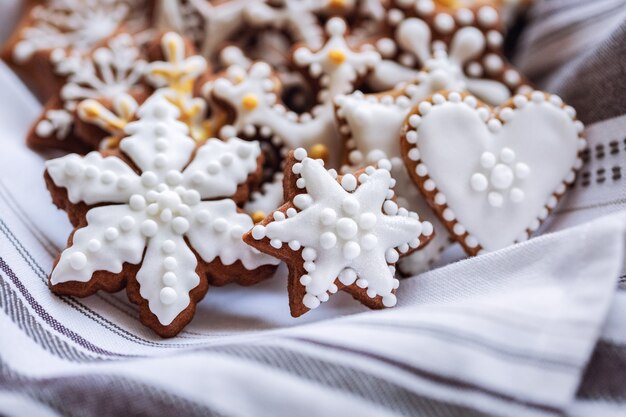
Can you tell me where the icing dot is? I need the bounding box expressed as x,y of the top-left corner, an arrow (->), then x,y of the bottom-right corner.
383,294 -> 397,308
342,196 -> 360,215
320,208 -> 337,225
104,227 -> 119,241
251,225 -> 266,240
183,190 -> 201,206
286,208 -> 297,217
69,252 -> 87,270
162,272 -> 177,286
423,179 -> 435,191
87,239 -> 101,253
303,293 -> 321,309
513,95 -> 528,108
64,160 -> 81,177
408,148 -> 420,161
500,148 -> 515,163
270,239 -> 282,249
465,235 -> 479,248
162,240 -> 176,254
339,268 -> 357,285
141,172 -> 158,188
159,287 -> 177,305
304,261 -> 316,272
163,257 -> 177,271
119,216 -> 135,232
367,288 -> 377,298
510,188 -> 525,203
212,218 -> 229,233
294,194 -> 313,209
443,208 -> 455,221
531,91 -> 545,102
129,195 -> 146,211
385,248 -> 399,263
477,6 -> 498,26
207,161 -> 220,175
302,247 -> 317,261
470,173 -> 488,191
289,240 -> 301,251
361,234 -> 378,251
154,154 -> 168,169
491,164 -> 514,189
84,166 -> 98,179
456,8 -> 474,25
300,275 -> 312,285
515,163 -> 530,178
356,278 -> 368,288
434,193 -> 446,205
155,138 -> 168,151
406,131 -> 418,144
220,154 -> 234,166
434,13 -> 455,33
453,223 -> 466,236
336,218 -> 358,240
273,211 -> 286,221
415,164 -> 428,177
359,213 -> 377,229
480,152 -> 496,168
408,115 -> 421,128
293,148 -> 307,161
172,217 -> 190,234
383,200 -> 398,215
320,232 -> 337,249
484,54 -> 503,73
117,176 -> 131,190
140,220 -> 158,237
341,174 -> 357,191
101,171 -> 116,185
422,221 -> 434,236
196,210 -> 211,224
487,119 -> 502,132
165,170 -> 183,186
343,241 -> 361,260
488,191 -> 503,207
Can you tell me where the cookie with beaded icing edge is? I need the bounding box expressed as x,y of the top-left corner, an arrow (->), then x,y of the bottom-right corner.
367,0 -> 527,95
45,94 -> 279,337
244,148 -> 434,317
400,90 -> 586,256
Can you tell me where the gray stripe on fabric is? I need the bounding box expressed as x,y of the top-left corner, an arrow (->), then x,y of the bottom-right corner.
199,342 -> 554,417
0,358 -> 229,417
550,21 -> 626,125
0,273 -> 99,363
576,341 -> 626,401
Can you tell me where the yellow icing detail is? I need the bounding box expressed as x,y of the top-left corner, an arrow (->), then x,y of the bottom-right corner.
308,144 -> 330,162
328,0 -> 346,8
166,37 -> 180,64
434,0 -> 462,7
328,49 -> 346,65
242,94 -> 258,110
251,211 -> 266,224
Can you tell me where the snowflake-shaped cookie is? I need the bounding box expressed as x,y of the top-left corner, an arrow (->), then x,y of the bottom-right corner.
245,148 -> 434,316
45,94 -> 279,337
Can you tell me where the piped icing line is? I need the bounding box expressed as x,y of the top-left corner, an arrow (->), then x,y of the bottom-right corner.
46,94 -> 279,334
244,148 -> 434,316
400,90 -> 586,256
368,0 -> 526,97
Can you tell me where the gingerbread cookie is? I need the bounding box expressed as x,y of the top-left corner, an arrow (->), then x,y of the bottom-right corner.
207,18 -> 380,215
2,0 -> 149,102
45,94 -> 279,337
400,91 -> 586,255
27,33 -> 148,152
368,0 -> 525,95
244,148 -> 434,316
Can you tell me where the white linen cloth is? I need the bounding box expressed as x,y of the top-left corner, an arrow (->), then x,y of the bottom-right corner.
1,1 -> 625,416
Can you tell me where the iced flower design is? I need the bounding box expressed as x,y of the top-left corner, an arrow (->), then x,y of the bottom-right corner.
13,0 -> 131,64
36,34 -> 146,140
470,147 -> 530,207
250,149 -> 432,311
46,95 -> 278,326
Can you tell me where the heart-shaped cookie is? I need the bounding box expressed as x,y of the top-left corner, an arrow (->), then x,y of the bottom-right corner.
401,91 -> 586,255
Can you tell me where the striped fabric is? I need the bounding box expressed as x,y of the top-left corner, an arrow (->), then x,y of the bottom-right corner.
1,0 -> 626,416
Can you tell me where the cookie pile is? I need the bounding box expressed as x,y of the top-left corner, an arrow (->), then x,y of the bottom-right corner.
2,0 -> 585,337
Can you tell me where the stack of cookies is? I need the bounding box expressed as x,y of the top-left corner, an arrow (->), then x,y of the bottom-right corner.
2,0 -> 586,337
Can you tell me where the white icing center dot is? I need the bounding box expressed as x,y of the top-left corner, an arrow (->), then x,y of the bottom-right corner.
336,218 -> 358,240
490,164 -> 514,190
159,287 -> 177,305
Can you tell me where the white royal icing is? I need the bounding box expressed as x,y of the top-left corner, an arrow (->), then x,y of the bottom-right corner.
47,95 -> 278,325
36,34 -> 146,141
251,148 -> 432,310
402,91 -> 586,253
